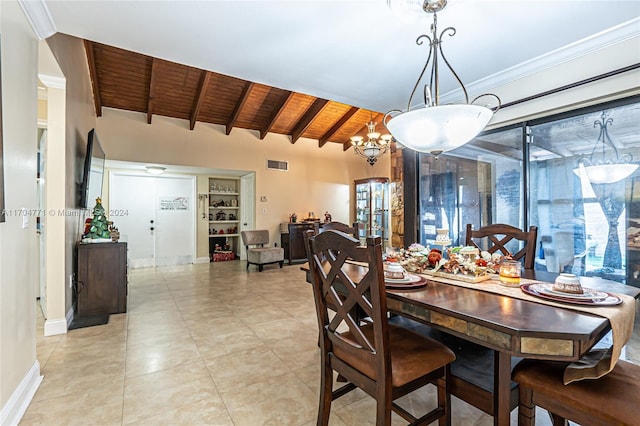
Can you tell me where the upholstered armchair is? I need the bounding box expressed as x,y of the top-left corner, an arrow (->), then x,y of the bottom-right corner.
240,230 -> 284,272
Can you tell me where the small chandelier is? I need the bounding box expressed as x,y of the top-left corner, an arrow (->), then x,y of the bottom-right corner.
573,111 -> 637,184
350,119 -> 392,166
384,0 -> 501,157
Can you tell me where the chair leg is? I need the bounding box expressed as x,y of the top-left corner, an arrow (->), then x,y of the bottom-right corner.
317,359 -> 333,426
279,261 -> 284,268
438,366 -> 452,426
374,386 -> 392,426
517,385 -> 535,426
246,262 -> 249,269
258,264 -> 264,272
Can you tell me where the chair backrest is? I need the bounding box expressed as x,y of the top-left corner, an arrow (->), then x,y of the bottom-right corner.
319,221 -> 359,237
240,230 -> 269,248
305,230 -> 390,383
465,223 -> 538,269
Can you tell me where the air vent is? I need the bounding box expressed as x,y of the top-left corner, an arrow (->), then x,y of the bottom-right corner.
267,160 -> 288,171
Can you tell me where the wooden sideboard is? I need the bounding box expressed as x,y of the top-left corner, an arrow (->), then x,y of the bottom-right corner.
281,222 -> 318,264
76,242 -> 128,317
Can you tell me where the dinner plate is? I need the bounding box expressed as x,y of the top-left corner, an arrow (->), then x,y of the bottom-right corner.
521,283 -> 621,305
385,273 -> 428,289
534,283 -> 608,300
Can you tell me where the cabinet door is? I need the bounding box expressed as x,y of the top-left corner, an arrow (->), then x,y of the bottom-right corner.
77,243 -> 127,317
288,223 -> 316,262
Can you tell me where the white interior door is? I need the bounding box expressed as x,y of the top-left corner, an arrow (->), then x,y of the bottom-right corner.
155,177 -> 195,266
111,173 -> 156,268
110,173 -> 195,268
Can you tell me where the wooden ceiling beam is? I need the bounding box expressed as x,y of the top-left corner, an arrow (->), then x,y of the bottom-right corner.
190,70 -> 211,130
260,91 -> 294,140
319,106 -> 359,148
291,98 -> 329,144
146,58 -> 157,124
226,81 -> 254,135
83,40 -> 102,117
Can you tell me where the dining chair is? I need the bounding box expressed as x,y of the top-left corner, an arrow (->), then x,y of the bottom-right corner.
512,358 -> 640,426
319,221 -> 359,237
465,223 -> 538,269
305,230 -> 456,425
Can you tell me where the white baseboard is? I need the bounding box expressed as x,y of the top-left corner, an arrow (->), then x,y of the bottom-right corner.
44,318 -> 67,336
195,257 -> 211,264
0,360 -> 43,426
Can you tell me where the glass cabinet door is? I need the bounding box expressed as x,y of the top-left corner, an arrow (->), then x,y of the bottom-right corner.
355,178 -> 389,247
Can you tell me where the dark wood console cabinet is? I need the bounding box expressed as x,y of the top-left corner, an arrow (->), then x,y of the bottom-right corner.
281,222 -> 317,264
76,242 -> 128,317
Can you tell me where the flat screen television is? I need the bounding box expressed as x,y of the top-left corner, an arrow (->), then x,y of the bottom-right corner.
79,129 -> 106,209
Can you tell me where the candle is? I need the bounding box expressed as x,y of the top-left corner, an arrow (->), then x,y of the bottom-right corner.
499,260 -> 521,287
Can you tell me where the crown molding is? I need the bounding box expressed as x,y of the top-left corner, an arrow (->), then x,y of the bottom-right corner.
441,17 -> 640,104
38,74 -> 66,89
18,0 -> 57,40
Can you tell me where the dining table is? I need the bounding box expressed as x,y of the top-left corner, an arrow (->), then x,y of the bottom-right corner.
301,262 -> 640,426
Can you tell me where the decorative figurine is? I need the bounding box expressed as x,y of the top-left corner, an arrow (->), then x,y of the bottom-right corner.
290,212 -> 297,223
324,211 -> 332,223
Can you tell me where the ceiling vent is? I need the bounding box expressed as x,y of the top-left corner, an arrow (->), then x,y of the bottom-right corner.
267,160 -> 288,171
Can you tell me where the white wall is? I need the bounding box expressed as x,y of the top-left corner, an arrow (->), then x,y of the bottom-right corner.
0,0 -> 40,422
96,108 -> 391,241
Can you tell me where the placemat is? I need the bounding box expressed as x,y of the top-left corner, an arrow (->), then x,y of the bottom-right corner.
418,273 -> 636,384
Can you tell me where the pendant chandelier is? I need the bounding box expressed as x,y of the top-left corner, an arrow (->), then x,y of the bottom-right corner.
573,111 -> 637,184
384,0 -> 501,157
350,119 -> 392,166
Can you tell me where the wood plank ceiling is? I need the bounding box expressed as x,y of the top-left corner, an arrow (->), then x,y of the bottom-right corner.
84,40 -> 393,151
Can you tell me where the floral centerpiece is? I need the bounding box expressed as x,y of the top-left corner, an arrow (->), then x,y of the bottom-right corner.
393,244 -> 511,277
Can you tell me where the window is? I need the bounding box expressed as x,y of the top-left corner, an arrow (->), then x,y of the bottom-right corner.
411,96 -> 640,285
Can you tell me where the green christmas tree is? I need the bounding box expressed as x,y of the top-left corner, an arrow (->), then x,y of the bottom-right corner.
87,198 -> 112,239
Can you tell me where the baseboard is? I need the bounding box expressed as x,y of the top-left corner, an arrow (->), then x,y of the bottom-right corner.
44,317 -> 68,336
195,257 -> 210,264
0,360 -> 43,426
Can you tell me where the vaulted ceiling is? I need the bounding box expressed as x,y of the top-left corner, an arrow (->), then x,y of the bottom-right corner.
38,0 -> 638,153
84,40 -> 390,150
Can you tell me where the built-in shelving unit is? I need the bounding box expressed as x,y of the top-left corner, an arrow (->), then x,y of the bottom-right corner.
208,177 -> 240,260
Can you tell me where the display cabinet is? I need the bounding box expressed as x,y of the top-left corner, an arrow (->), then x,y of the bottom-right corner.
209,177 -> 240,259
281,222 -> 318,264
355,177 -> 389,247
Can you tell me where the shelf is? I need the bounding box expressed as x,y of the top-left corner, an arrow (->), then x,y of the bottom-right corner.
210,192 -> 239,196
209,234 -> 239,238
209,206 -> 239,209
210,220 -> 239,224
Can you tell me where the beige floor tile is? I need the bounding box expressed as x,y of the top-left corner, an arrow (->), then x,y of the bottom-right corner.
125,335 -> 202,377
125,397 -> 234,426
218,372 -> 317,426
21,380 -> 124,425
122,361 -> 218,424
205,344 -> 290,392
194,327 -> 264,359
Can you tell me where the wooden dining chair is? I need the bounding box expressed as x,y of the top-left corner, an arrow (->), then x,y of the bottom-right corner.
465,223 -> 538,269
306,230 -> 456,425
319,221 -> 359,237
512,359 -> 640,426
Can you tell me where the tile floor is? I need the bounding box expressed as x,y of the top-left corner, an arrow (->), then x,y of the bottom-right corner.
22,261 -> 639,425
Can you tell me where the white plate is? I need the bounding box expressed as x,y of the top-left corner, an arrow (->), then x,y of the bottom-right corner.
385,274 -> 422,284
532,283 -> 609,300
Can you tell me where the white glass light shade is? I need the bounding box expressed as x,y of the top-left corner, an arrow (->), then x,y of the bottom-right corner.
573,163 -> 638,184
386,104 -> 492,156
363,144 -> 381,158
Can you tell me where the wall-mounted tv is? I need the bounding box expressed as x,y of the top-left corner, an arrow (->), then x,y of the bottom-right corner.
79,129 -> 106,209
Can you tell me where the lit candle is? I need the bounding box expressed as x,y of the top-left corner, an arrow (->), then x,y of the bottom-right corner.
499,260 -> 521,287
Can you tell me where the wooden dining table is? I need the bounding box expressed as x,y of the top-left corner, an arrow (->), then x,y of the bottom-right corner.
301,263 -> 640,426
